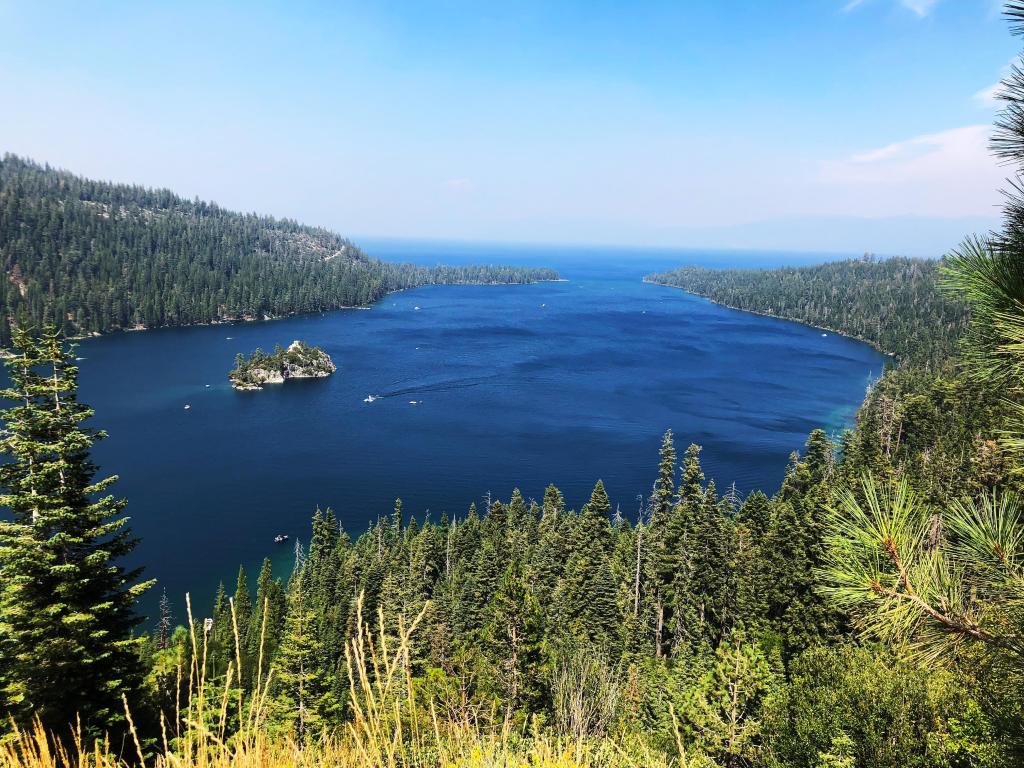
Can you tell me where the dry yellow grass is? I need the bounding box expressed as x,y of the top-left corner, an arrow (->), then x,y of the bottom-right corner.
0,595 -> 681,768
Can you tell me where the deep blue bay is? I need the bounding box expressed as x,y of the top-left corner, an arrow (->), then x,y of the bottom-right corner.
69,242 -> 886,620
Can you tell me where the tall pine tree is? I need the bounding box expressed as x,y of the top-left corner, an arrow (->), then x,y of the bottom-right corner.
0,326 -> 152,740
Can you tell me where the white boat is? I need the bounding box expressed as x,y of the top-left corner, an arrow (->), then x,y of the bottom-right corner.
274,534 -> 289,544
414,306 -> 421,311
409,400 -> 420,405
821,333 -> 828,337
364,395 -> 377,403
184,404 -> 191,410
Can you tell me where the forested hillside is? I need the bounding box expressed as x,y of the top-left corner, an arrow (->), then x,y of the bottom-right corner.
142,416 -> 1016,766
0,155 -> 557,344
646,256 -> 968,365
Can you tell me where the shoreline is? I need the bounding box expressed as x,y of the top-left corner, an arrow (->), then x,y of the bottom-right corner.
66,277 -> 562,344
642,278 -> 899,361
382,277 -> 566,296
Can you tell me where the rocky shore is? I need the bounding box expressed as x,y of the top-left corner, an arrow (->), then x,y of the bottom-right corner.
229,340 -> 336,390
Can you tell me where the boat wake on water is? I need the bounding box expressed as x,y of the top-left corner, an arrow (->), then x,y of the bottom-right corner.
363,373 -> 500,404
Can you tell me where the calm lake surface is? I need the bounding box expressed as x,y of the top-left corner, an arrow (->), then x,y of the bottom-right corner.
71,242 -> 886,620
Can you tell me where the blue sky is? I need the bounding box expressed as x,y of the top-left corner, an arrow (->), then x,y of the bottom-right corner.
0,0 -> 1017,255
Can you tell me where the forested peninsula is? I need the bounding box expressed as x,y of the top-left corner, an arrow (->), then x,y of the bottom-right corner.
646,256 -> 968,365
0,154 -> 558,345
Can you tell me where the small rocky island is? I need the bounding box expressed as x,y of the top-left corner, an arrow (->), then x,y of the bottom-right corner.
229,341 -> 336,390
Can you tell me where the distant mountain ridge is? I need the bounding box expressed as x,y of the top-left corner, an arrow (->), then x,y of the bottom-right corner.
0,154 -> 557,344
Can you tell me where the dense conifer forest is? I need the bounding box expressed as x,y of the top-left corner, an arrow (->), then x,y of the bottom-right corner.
0,154 -> 557,345
646,256 -> 968,365
145,421 -> 1017,766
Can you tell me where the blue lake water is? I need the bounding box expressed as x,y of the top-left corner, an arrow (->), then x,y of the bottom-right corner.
67,242 -> 886,620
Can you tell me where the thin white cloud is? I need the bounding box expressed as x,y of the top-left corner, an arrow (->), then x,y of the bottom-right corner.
443,177 -> 474,192
974,81 -> 1001,106
901,0 -> 937,16
819,125 -> 1003,218
846,126 -> 979,164
841,124 -> 986,169
842,0 -> 937,16
973,59 -> 1018,108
